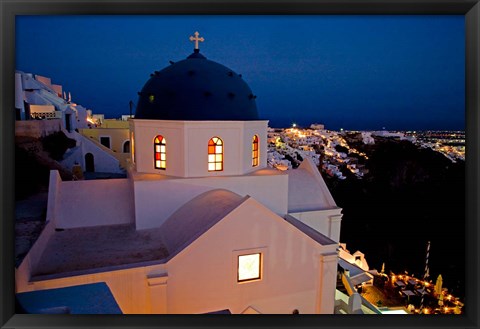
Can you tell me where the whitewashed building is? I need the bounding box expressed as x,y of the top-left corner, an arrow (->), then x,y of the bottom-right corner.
16,34 -> 343,314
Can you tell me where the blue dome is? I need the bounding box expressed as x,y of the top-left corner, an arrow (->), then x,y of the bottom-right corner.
135,50 -> 259,121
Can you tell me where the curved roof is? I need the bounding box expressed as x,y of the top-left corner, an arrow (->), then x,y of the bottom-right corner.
160,189 -> 246,258
135,50 -> 259,121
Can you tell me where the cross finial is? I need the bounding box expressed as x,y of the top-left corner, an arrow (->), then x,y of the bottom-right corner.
189,31 -> 204,50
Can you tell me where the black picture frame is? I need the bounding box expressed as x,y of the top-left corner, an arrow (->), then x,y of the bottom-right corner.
1,1 -> 478,328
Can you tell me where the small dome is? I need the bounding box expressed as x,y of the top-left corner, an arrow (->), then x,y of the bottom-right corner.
135,50 -> 259,121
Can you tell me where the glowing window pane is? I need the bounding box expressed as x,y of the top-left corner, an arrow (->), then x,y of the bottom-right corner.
252,135 -> 259,167
131,132 -> 135,163
154,135 -> 166,170
238,253 -> 261,282
208,136 -> 223,172
149,95 -> 155,103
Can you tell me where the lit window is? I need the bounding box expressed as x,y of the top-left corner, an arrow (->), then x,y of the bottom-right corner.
149,94 -> 155,103
252,135 -> 259,167
131,132 -> 135,163
154,135 -> 166,170
238,253 -> 261,282
208,137 -> 223,171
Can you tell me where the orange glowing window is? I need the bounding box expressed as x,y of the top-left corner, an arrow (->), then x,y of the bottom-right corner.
208,137 -> 223,171
252,135 -> 259,167
154,135 -> 166,170
238,253 -> 261,282
131,132 -> 135,163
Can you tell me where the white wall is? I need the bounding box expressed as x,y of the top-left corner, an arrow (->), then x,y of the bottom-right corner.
133,172 -> 288,230
289,209 -> 343,243
55,178 -> 134,229
242,122 -> 268,173
17,262 -> 168,314
130,119 -> 268,178
130,120 -> 186,176
80,135 -> 122,173
133,180 -> 213,230
17,198 -> 338,314
177,173 -> 289,216
166,197 -> 338,314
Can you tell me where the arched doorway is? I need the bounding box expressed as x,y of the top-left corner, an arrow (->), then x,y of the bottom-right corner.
85,153 -> 95,172
123,140 -> 130,153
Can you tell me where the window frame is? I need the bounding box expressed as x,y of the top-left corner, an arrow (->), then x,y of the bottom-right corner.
208,136 -> 224,172
252,134 -> 259,167
154,135 -> 166,170
99,135 -> 111,149
237,252 -> 262,283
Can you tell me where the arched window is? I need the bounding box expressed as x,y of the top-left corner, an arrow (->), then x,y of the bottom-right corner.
154,135 -> 166,170
252,135 -> 259,167
208,137 -> 223,171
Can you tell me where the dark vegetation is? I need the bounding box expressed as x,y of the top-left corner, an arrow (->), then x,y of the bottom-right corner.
16,132 -> 75,200
41,131 -> 76,161
325,137 -> 465,298
15,146 -> 51,200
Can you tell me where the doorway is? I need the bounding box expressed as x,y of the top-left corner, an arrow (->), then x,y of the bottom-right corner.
85,153 -> 95,172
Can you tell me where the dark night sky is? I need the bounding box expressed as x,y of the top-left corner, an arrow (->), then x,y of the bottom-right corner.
16,15 -> 465,130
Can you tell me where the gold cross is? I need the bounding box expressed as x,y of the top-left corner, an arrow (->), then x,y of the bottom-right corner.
189,31 -> 204,50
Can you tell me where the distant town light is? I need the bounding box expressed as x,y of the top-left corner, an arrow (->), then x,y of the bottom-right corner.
292,123 -> 297,128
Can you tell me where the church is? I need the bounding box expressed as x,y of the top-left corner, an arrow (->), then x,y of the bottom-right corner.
15,32 -> 343,314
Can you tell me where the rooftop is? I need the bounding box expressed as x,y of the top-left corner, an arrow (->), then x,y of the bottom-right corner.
33,189 -> 247,280
287,160 -> 337,212
33,223 -> 169,280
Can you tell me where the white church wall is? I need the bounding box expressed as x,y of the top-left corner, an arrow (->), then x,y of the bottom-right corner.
315,252 -> 339,313
15,220 -> 57,293
289,209 -> 343,243
166,197 -> 337,314
241,121 -> 268,173
133,180 -> 214,230
174,173 -> 289,217
17,197 -> 338,314
55,178 -> 134,229
130,120 -> 186,177
184,121 -> 242,177
130,119 -> 269,178
21,262 -> 168,314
